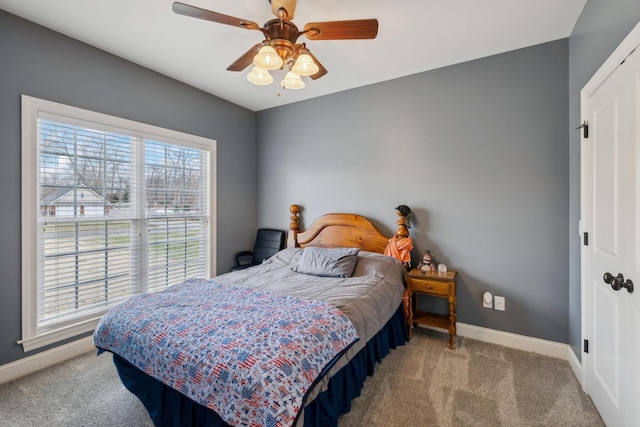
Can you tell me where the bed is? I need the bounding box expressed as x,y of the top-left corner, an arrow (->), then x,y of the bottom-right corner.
93,204 -> 409,427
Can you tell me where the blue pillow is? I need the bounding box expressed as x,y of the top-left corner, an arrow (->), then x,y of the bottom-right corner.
293,247 -> 360,278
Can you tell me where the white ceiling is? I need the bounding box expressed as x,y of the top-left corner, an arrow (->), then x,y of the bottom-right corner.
1,0 -> 586,112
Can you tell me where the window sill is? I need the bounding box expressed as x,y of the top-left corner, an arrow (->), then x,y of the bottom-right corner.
18,316 -> 102,353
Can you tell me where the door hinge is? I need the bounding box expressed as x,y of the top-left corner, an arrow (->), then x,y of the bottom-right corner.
583,232 -> 589,246
576,121 -> 589,138
584,339 -> 589,353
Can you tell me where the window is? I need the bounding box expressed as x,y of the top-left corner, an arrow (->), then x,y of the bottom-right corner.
20,96 -> 216,352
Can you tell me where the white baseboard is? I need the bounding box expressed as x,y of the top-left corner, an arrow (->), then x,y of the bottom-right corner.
424,322 -> 572,361
567,345 -> 586,390
0,336 -> 95,384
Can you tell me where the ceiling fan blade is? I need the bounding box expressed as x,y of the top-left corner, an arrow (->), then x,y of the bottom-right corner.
227,43 -> 263,71
270,0 -> 297,20
305,50 -> 328,80
172,2 -> 260,31
303,19 -> 379,40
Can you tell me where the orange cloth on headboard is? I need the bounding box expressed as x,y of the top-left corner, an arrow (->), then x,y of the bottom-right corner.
385,236 -> 413,324
384,236 -> 413,266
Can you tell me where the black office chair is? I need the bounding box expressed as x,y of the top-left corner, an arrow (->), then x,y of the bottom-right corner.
230,228 -> 286,272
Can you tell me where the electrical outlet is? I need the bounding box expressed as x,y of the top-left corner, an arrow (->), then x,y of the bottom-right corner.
495,296 -> 506,311
482,292 -> 493,309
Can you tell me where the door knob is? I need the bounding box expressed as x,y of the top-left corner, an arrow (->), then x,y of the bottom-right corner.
603,272 -> 634,293
611,274 -> 624,290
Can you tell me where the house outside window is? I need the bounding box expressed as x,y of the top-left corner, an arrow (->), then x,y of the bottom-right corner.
20,96 -> 216,351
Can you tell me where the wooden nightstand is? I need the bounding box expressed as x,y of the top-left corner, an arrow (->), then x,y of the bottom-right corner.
406,268 -> 457,348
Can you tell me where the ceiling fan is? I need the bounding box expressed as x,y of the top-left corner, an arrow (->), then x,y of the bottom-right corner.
172,0 -> 378,89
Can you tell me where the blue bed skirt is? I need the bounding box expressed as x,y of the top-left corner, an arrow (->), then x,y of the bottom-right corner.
112,304 -> 408,427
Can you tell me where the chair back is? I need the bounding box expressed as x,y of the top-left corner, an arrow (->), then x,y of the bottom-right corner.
253,228 -> 286,262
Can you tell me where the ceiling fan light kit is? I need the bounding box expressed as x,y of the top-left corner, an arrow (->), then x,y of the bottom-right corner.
247,66 -> 274,86
172,0 -> 378,91
291,52 -> 319,76
253,44 -> 283,70
282,71 -> 305,90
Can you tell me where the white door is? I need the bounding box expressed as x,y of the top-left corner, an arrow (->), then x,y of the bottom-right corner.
585,45 -> 640,427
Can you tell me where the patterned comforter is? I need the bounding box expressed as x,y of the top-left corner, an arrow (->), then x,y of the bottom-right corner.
94,279 -> 359,427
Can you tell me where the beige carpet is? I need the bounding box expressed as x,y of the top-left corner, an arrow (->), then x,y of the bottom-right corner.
340,328 -> 604,427
0,328 -> 603,427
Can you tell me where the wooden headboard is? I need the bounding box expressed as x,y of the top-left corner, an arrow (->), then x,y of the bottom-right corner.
287,204 -> 407,254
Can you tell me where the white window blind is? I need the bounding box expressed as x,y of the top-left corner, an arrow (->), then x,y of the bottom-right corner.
21,96 -> 216,351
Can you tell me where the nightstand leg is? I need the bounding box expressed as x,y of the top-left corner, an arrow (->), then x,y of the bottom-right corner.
449,297 -> 456,349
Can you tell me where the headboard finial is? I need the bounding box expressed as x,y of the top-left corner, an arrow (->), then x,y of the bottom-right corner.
288,204 -> 301,248
394,205 -> 411,238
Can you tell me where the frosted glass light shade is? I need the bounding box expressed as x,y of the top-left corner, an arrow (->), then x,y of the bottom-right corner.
247,66 -> 273,86
253,45 -> 283,70
291,53 -> 319,76
281,71 -> 305,90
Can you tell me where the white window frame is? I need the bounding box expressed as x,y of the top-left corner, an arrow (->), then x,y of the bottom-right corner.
19,95 -> 217,352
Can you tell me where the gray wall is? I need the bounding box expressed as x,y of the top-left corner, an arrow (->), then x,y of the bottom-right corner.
0,11 -> 257,365
257,40 -> 570,343
567,2 -> 640,360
